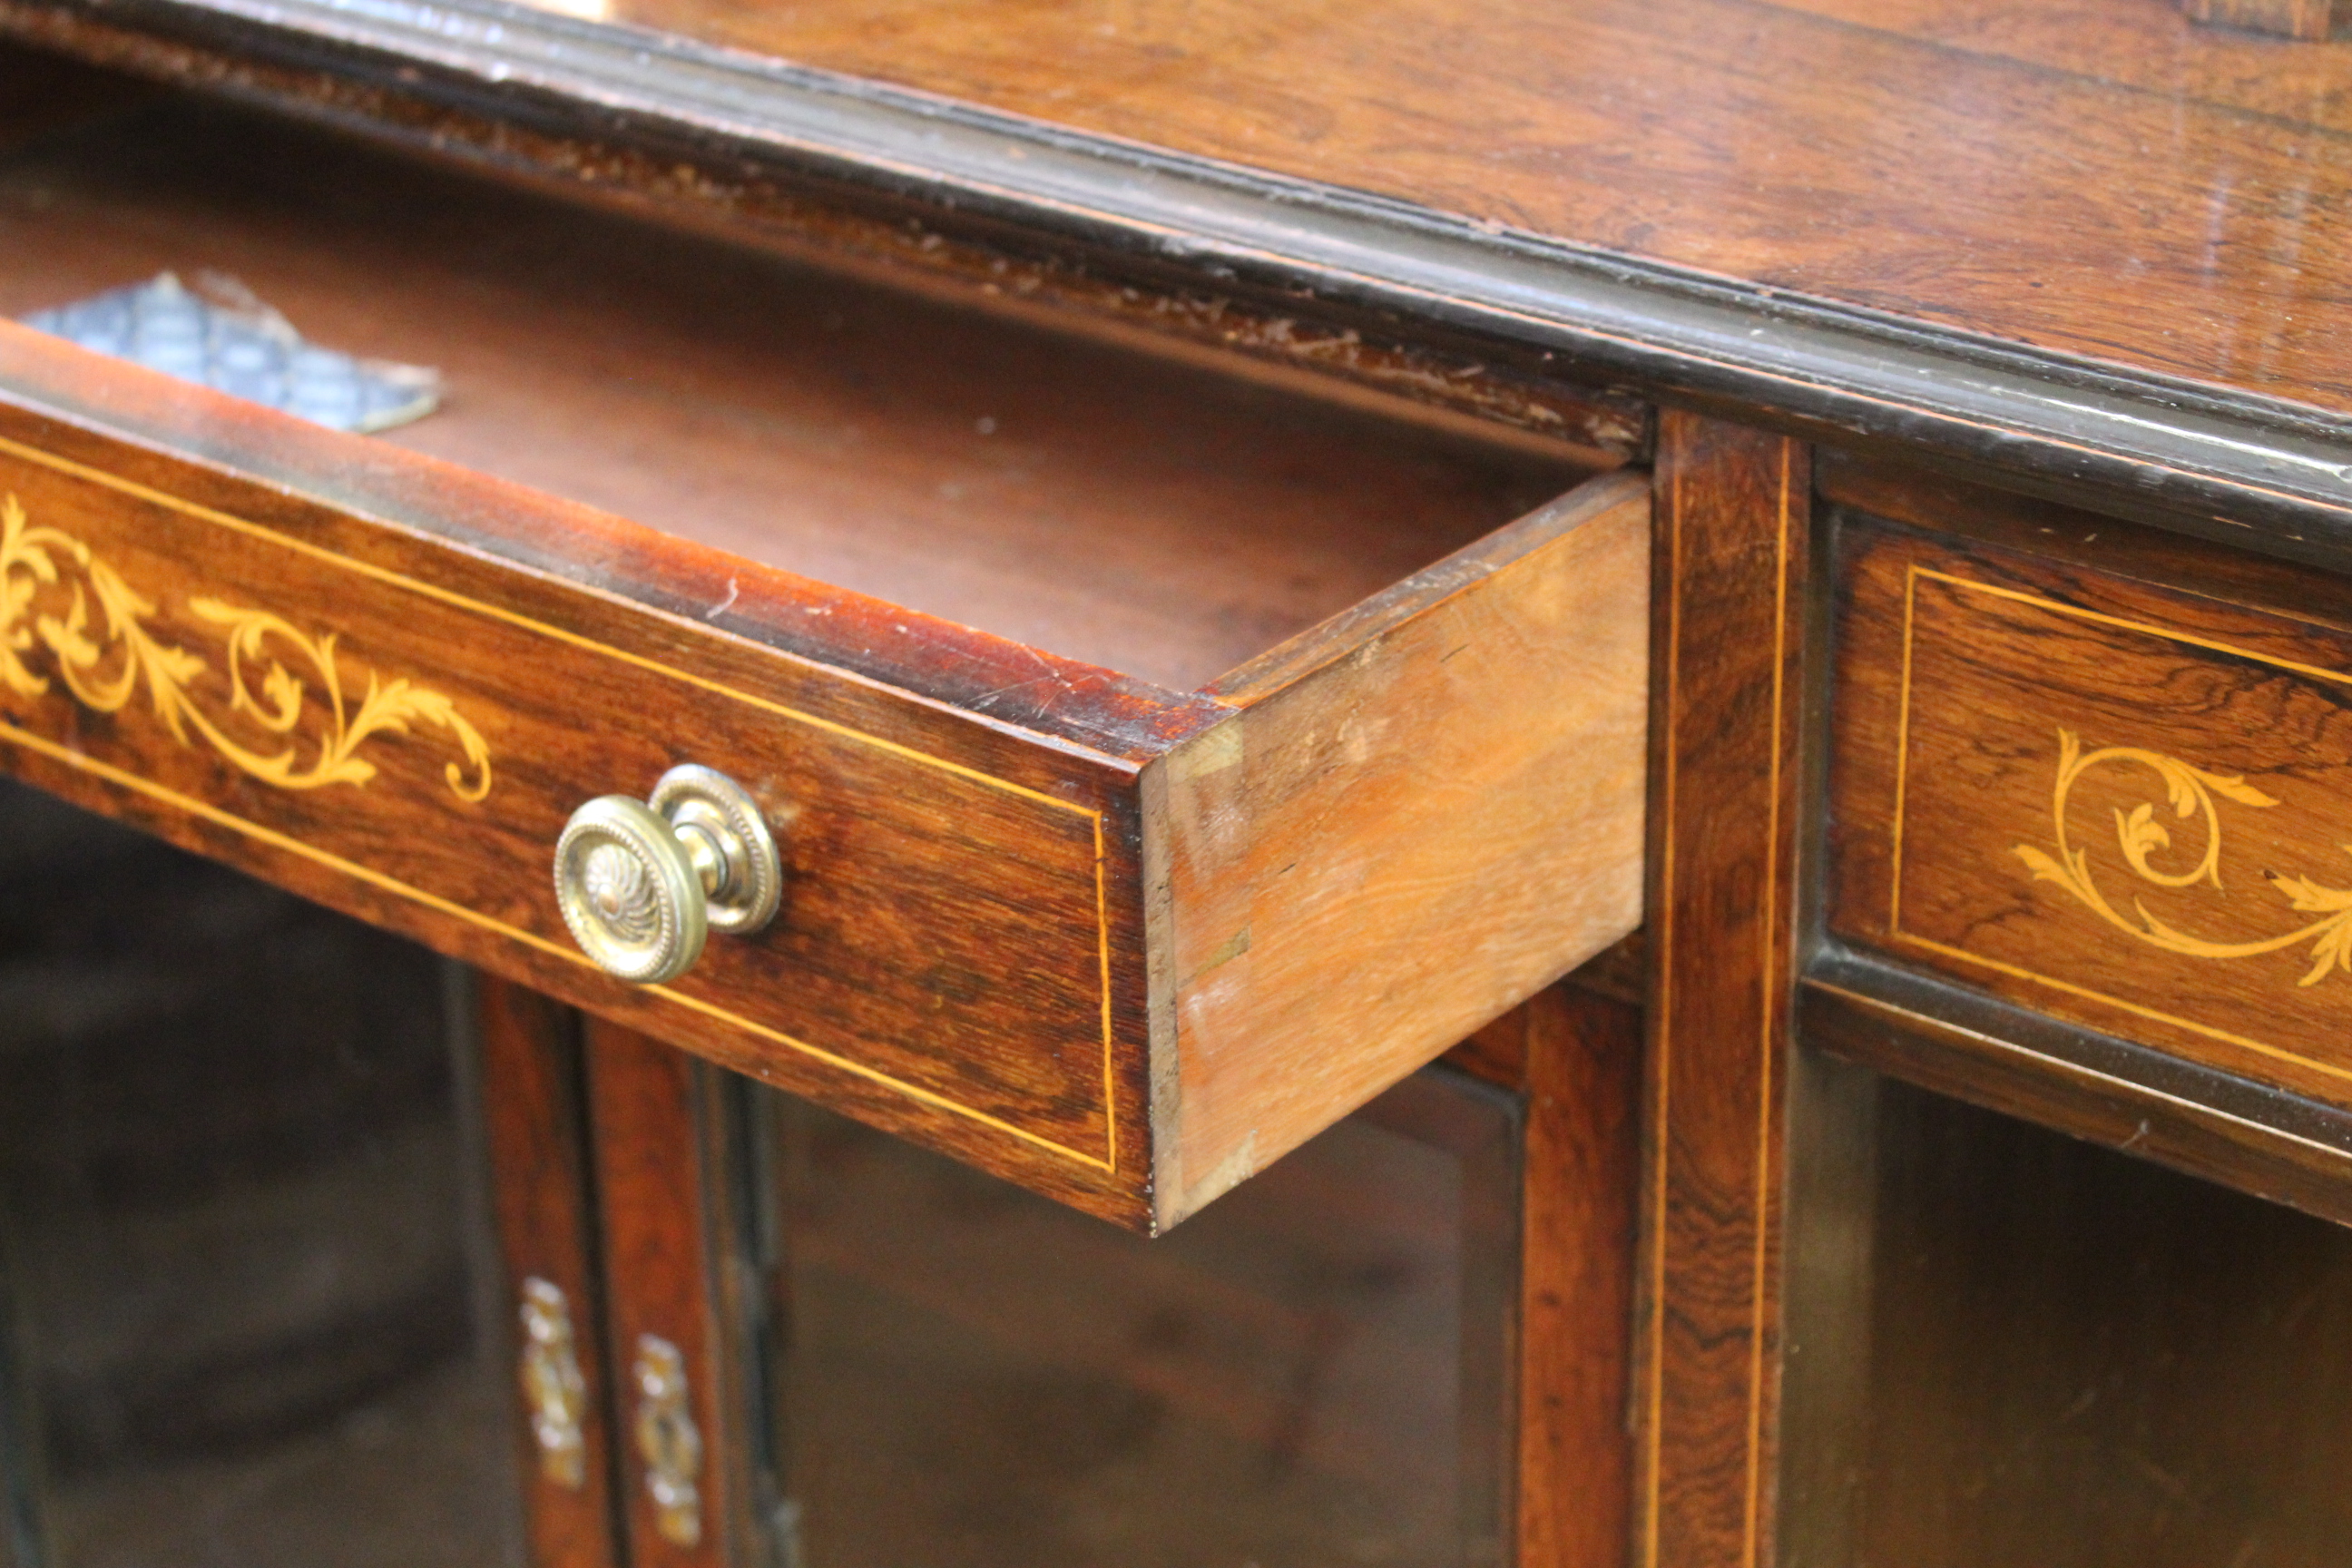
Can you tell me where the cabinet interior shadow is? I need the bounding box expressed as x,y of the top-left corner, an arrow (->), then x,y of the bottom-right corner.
0,779 -> 525,1568
729,1069 -> 1520,1568
1810,1068 -> 2352,1568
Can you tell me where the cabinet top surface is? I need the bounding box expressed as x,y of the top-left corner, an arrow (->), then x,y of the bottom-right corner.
15,0 -> 2352,544
498,0 -> 2352,426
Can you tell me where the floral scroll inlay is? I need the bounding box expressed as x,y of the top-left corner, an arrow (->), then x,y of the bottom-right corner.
2014,728 -> 2352,987
1,494 -> 489,800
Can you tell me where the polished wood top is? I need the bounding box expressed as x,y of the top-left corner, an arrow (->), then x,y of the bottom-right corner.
507,0 -> 2352,424
8,0 -> 2352,550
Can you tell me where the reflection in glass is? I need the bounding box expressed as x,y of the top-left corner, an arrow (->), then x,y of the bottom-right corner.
732,1070 -> 1519,1568
1785,1066 -> 2352,1568
0,780 -> 525,1568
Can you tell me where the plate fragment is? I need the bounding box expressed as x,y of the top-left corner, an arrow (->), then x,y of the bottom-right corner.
21,272 -> 441,435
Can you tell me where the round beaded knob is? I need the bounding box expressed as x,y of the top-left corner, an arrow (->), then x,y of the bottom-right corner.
554,766 -> 781,984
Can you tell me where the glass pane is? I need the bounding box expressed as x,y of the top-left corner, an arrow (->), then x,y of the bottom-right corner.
0,780 -> 526,1568
734,1070 -> 1519,1568
1785,1067 -> 2352,1568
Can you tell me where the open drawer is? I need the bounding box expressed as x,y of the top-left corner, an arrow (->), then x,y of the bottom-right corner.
0,84 -> 1648,1230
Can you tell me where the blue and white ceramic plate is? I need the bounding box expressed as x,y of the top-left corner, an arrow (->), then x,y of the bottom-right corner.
21,272 -> 441,435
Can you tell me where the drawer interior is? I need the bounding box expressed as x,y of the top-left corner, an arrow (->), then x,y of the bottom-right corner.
0,90 -> 1602,692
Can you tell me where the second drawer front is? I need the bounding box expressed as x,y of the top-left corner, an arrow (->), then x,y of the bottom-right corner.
0,414 -> 1145,1201
1829,517 -> 2352,1112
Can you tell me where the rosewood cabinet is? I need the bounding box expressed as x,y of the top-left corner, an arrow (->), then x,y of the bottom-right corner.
9,3 -> 2352,1567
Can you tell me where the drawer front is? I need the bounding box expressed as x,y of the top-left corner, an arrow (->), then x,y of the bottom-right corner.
1829,516 -> 2352,1112
0,403 -> 1155,1220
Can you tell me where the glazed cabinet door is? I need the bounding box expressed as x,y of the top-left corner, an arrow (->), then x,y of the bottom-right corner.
0,779 -> 615,1568
568,975 -> 1644,1568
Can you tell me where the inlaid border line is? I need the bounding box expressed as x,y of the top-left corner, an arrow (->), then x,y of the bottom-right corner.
0,434 -> 1122,1174
1,719 -> 1121,1170
1742,441 -> 1796,1568
1638,452 -> 1681,1568
0,432 -> 1099,813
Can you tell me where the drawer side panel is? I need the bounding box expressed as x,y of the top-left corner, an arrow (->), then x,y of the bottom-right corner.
1150,472 -> 1650,1226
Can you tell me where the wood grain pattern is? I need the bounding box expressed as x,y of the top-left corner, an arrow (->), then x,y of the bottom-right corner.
582,1023 -> 728,1568
1639,413 -> 1808,1568
387,0 -> 2352,425
1827,509 -> 2352,1121
1445,980 -> 1645,1568
23,0 -> 2352,572
1814,446 -> 2352,631
31,4 -> 2352,577
1518,985 -> 1642,1568
476,977 -> 624,1568
1779,0 -> 2352,130
1147,473 -> 1649,1227
2182,0 -> 2332,37
1444,946 -> 1648,1568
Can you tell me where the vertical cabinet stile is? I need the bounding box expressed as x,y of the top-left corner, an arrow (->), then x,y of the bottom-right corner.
1637,414 -> 1811,1568
1518,983 -> 1644,1568
477,977 -> 626,1568
582,1021 -> 735,1568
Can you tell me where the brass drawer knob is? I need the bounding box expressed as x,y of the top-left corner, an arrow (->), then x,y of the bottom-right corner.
555,764 -> 781,984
